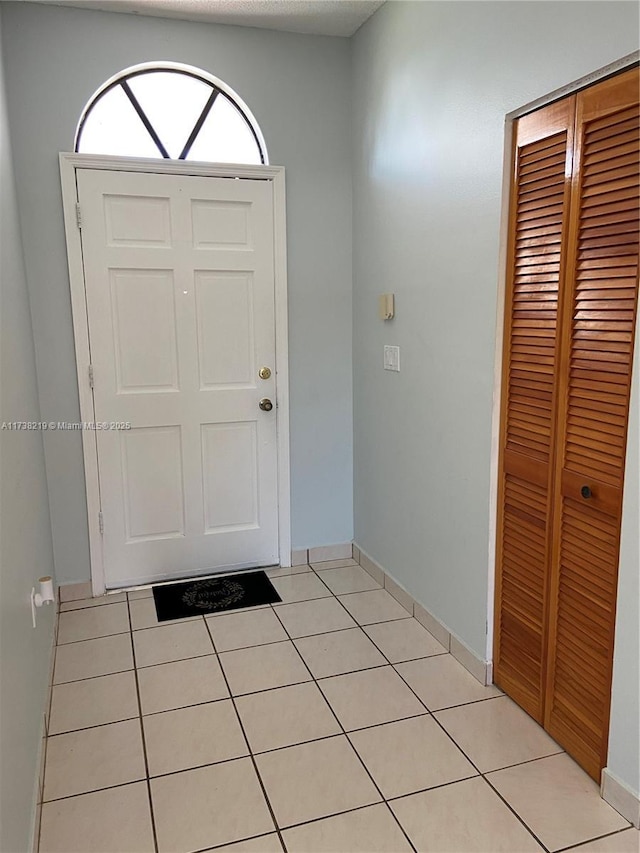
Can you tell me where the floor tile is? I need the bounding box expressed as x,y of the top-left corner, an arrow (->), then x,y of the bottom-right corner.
144,699 -> 247,776
220,641 -> 311,695
294,628 -> 386,678
132,619 -> 213,668
206,607 -> 288,652
318,565 -> 382,595
59,592 -> 127,612
350,714 -> 477,798
43,719 -> 146,801
396,654 -> 501,710
365,618 -> 448,663
56,603 -> 130,644
129,596 -> 199,630
39,782 -> 154,853
273,597 -> 356,638
488,753 -> 631,851
390,776 -> 544,852
211,835 -> 284,852
318,666 -> 426,731
311,559 -> 358,571
48,671 -> 139,734
151,758 -> 274,853
338,589 -> 411,625
127,587 -> 154,600
270,572 -> 332,603
138,655 -> 228,714
255,735 -> 381,828
235,682 -> 341,753
266,564 -> 311,578
435,695 -> 562,772
282,803 -> 413,852
571,829 -> 640,852
53,634 -> 133,683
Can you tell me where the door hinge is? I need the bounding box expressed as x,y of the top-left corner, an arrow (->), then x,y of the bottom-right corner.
98,511 -> 104,535
75,203 -> 82,229
88,364 -> 94,388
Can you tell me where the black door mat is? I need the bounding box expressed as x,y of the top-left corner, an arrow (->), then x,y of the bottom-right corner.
152,571 -> 282,622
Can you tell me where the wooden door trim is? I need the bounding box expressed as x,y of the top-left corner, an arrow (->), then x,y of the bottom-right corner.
59,153 -> 291,596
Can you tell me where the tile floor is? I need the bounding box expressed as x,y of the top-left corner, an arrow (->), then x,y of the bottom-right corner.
37,560 -> 638,853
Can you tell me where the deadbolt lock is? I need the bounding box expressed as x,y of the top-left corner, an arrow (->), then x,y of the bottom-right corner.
259,398 -> 273,412
259,367 -> 272,380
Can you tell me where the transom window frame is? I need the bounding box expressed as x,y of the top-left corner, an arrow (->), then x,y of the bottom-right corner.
74,61 -> 268,165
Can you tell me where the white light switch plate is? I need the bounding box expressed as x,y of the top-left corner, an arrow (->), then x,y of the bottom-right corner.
384,345 -> 400,372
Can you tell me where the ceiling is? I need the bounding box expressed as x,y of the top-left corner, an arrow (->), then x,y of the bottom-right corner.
21,0 -> 386,36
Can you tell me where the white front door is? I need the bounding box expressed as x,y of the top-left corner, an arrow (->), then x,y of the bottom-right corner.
76,168 -> 280,588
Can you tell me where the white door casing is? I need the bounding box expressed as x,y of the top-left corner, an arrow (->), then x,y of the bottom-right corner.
60,155 -> 290,593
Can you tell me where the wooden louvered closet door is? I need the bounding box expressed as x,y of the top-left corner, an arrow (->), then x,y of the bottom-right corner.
495,66 -> 639,782
493,99 -> 575,723
545,67 -> 639,781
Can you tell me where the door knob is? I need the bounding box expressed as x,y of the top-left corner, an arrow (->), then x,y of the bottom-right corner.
581,485 -> 592,499
259,398 -> 273,412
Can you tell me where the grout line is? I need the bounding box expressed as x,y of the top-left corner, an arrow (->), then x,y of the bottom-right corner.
481,774 -> 553,853
269,599 -> 419,853
59,598 -> 127,613
55,629 -> 130,646
554,826 -> 636,852
41,778 -> 149,806
46,712 -> 142,738
188,829 -> 286,853
52,666 -> 136,686
125,596 -> 160,853
425,710 -> 554,853
421,692 -> 506,714
202,617 -> 290,853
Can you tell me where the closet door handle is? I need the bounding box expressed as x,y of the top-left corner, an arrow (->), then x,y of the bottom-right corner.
581,485 -> 592,499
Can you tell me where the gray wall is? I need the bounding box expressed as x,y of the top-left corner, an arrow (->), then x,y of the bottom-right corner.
351,0 -> 639,794
0,2 -> 353,583
0,9 -> 56,851
351,0 -> 639,657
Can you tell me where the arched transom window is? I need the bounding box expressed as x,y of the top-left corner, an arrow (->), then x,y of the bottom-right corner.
75,63 -> 267,165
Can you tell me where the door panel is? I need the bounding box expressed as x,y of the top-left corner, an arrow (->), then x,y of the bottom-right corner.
494,99 -> 575,722
545,68 -> 639,780
77,169 -> 279,588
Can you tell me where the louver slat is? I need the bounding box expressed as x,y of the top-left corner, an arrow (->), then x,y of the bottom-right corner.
545,68 -> 639,781
494,100 -> 575,722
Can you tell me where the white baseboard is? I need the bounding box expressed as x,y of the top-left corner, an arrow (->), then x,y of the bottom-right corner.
58,580 -> 92,602
354,542 -> 492,686
308,543 -> 353,563
601,768 -> 640,828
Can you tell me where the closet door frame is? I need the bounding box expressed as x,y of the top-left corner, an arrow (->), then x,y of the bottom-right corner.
487,52 -> 639,714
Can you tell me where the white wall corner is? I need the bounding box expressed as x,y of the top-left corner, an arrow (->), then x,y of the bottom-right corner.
601,768 -> 640,828
352,543 -> 361,563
